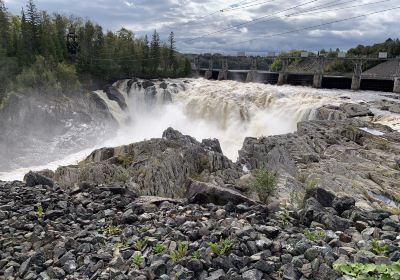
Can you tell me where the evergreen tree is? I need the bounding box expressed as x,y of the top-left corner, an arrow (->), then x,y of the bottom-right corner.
150,30 -> 160,72
168,31 -> 177,72
142,34 -> 149,72
26,0 -> 41,53
0,0 -> 10,52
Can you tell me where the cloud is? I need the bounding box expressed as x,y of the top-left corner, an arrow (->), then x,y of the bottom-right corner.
122,1 -> 134,8
4,0 -> 399,54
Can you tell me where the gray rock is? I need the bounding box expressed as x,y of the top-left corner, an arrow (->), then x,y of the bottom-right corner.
242,269 -> 263,280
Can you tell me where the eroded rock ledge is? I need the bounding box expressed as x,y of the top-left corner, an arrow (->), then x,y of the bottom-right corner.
37,103 -> 400,211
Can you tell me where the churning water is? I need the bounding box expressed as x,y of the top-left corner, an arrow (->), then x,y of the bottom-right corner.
1,78 -> 400,181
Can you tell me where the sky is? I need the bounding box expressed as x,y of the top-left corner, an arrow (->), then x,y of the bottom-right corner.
3,0 -> 400,55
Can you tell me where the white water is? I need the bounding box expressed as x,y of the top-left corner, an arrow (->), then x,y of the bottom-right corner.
2,78 -> 400,181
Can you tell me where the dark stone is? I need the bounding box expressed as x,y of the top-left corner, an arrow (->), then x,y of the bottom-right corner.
186,181 -> 257,206
186,259 -> 203,272
332,196 -> 356,214
202,139 -> 223,153
103,85 -> 127,110
24,171 -> 54,188
304,188 -> 335,208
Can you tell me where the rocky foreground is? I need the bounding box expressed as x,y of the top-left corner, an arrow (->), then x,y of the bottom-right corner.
1,97 -> 400,279
0,177 -> 399,280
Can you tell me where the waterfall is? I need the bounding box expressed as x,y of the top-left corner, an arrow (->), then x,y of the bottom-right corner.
2,78 -> 400,181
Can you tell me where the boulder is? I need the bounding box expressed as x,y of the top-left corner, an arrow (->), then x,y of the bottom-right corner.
186,180 -> 257,206
24,171 -> 54,188
103,85 -> 127,110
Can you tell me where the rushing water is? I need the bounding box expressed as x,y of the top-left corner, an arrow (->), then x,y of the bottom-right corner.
1,78 -> 400,181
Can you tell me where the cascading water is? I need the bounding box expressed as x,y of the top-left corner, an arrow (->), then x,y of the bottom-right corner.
1,78 -> 400,181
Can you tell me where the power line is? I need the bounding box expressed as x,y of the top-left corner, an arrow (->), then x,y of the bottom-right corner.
233,6 -> 400,45
286,0 -> 394,17
285,0 -> 358,17
221,0 -> 277,12
184,0 -> 319,43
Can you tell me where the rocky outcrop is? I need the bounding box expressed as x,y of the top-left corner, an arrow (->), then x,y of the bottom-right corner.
103,85 -> 128,110
49,128 -> 243,199
0,178 -> 398,280
239,108 -> 400,211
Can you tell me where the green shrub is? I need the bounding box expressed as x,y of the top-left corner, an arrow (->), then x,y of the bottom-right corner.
192,250 -> 201,260
371,240 -> 389,255
304,229 -> 325,242
36,203 -> 44,219
103,225 -> 122,236
333,261 -> 400,279
208,239 -> 232,256
132,254 -> 143,268
153,243 -> 166,254
134,240 -> 144,251
170,241 -> 188,262
251,169 -> 278,204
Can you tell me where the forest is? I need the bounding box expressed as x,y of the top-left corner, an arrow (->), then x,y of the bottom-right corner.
0,0 -> 191,103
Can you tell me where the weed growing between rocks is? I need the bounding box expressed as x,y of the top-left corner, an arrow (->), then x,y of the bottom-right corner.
333,261 -> 400,279
251,169 -> 278,203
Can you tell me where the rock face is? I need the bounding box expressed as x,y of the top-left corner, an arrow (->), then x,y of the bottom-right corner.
50,128 -> 242,198
0,179 -> 399,280
238,107 -> 400,211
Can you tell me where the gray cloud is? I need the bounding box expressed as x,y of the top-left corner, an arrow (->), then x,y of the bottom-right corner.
4,0 -> 400,54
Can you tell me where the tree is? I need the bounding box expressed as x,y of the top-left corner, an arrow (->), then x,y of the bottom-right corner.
150,30 -> 160,72
0,0 -> 10,52
25,0 -> 41,53
168,31 -> 177,72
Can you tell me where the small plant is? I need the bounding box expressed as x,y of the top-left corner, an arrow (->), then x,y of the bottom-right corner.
132,254 -> 143,268
170,241 -> 188,262
36,203 -> 44,219
251,169 -> 278,204
116,154 -> 135,168
135,239 -> 144,251
304,229 -> 325,242
103,225 -> 122,236
153,243 -> 166,254
115,169 -> 130,183
192,250 -> 201,260
278,207 -> 291,227
371,240 -> 389,255
305,179 -> 317,191
208,239 -> 232,256
333,261 -> 400,279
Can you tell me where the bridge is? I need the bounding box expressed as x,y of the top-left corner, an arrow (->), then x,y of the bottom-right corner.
193,56 -> 400,93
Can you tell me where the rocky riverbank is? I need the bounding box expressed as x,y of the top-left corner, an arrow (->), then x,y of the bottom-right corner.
1,177 -> 399,280
1,79 -> 400,279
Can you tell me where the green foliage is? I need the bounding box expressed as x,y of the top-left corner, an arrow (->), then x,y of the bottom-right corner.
192,250 -> 201,260
208,239 -> 232,256
153,243 -> 166,254
333,261 -> 400,280
305,179 -> 317,191
251,169 -> 278,204
278,207 -> 291,227
132,254 -> 143,268
0,0 -> 191,99
134,239 -> 144,251
36,203 -> 44,219
170,241 -> 188,262
103,225 -> 122,236
304,229 -> 325,242
371,240 -> 389,255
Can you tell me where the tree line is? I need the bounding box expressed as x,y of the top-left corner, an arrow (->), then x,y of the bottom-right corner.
0,0 -> 191,102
